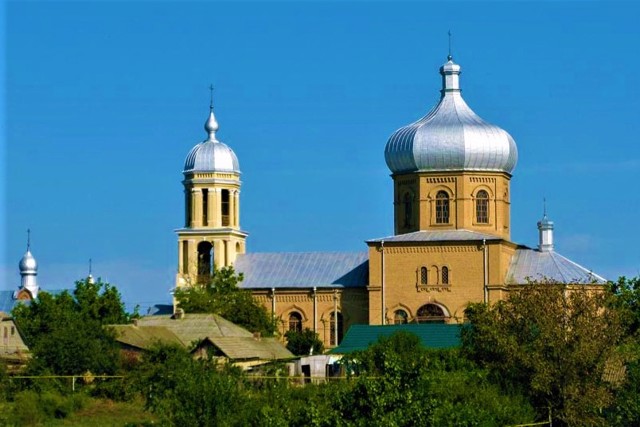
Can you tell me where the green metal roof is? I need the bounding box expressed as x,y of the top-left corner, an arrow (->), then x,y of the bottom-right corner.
329,324 -> 462,354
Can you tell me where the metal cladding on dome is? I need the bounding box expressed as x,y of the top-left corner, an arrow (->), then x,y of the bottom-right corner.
183,101 -> 240,174
19,250 -> 37,274
385,56 -> 518,175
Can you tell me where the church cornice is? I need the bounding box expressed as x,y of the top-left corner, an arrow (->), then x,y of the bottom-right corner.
175,228 -> 249,238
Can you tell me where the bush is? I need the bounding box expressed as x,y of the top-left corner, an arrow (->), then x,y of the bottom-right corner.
285,328 -> 324,356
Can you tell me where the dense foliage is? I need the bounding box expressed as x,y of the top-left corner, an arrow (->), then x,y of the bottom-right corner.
174,266 -> 276,336
462,280 -> 628,426
2,276 -> 639,426
284,328 -> 324,356
12,279 -> 133,376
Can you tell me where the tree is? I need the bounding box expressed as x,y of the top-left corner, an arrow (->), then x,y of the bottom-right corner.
284,328 -> 323,356
605,276 -> 640,426
337,332 -> 535,426
12,278 -> 133,375
462,281 -> 624,427
174,266 -> 276,336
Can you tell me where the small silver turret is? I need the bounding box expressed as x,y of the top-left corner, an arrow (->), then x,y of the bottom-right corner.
537,201 -> 554,252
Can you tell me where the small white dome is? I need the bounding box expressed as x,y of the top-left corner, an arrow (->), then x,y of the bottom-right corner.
19,250 -> 37,274
385,56 -> 518,175
183,110 -> 240,174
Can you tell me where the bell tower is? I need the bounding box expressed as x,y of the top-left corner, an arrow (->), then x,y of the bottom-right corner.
175,90 -> 248,288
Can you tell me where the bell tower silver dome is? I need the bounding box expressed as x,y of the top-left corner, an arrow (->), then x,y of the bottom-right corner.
183,93 -> 240,174
385,55 -> 518,175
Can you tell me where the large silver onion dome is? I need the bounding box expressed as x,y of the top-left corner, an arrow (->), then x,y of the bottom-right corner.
183,107 -> 240,174
385,56 -> 518,175
19,249 -> 37,274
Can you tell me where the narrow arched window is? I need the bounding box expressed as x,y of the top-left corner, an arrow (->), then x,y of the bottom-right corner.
476,190 -> 489,224
403,192 -> 413,227
202,189 -> 209,226
394,310 -> 408,325
182,241 -> 189,274
288,312 -> 303,333
330,312 -> 344,346
185,189 -> 192,227
420,267 -> 428,285
197,241 -> 213,281
436,191 -> 450,224
221,189 -> 230,226
442,266 -> 449,285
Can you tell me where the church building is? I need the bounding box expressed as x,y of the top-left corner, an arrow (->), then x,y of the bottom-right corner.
174,55 -> 605,348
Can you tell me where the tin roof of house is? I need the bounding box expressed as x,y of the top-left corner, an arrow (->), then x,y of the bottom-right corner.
120,313 -> 294,360
110,325 -> 185,350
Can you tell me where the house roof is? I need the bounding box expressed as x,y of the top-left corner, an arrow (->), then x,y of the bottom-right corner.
506,248 -> 606,284
135,313 -> 253,345
235,252 -> 369,289
367,229 -> 503,243
129,313 -> 294,360
110,325 -> 185,350
329,323 -> 462,354
199,336 -> 294,360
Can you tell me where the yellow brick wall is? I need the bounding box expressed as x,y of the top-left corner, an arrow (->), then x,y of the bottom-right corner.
393,171 -> 512,240
367,240 -> 516,324
251,288 -> 369,348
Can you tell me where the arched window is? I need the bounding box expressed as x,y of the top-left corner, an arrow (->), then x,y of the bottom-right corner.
197,241 -> 213,281
394,310 -> 408,325
182,241 -> 189,274
403,192 -> 413,227
221,189 -> 230,226
185,189 -> 192,227
441,266 -> 449,285
202,189 -> 209,226
330,312 -> 344,346
288,312 -> 303,333
420,267 -> 428,285
436,191 -> 450,224
416,304 -> 446,323
476,190 -> 489,223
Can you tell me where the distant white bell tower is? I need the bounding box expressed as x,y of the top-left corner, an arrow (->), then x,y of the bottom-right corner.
537,202 -> 554,252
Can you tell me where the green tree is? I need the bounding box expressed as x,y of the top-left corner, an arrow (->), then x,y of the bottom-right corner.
174,266 -> 276,336
462,281 -> 624,427
605,276 -> 640,426
337,332 -> 534,426
12,278 -> 132,375
284,328 -> 324,356
134,344 -> 250,426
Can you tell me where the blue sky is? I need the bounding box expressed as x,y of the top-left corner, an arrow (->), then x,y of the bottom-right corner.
3,1 -> 639,312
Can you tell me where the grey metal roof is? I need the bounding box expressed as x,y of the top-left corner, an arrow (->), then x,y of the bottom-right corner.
385,56 -> 518,175
234,252 -> 369,289
506,248 -> 606,284
0,291 -> 20,314
367,229 -> 502,243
